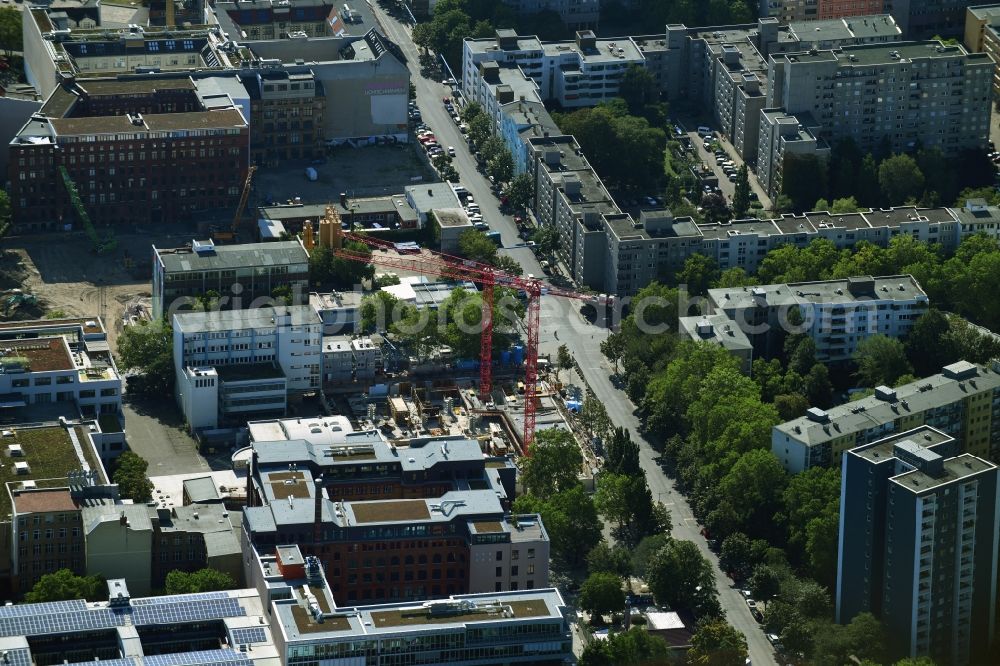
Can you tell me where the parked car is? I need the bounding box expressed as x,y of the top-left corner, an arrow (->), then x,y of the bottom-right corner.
448,146 -> 456,157
746,599 -> 758,611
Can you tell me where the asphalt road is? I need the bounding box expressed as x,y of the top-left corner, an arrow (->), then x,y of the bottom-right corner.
371,7 -> 776,663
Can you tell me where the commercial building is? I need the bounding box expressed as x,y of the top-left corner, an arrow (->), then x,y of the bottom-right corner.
0,581 -> 278,665
405,183 -> 463,225
706,274 -> 929,361
309,290 -> 363,335
246,415 -> 354,445
244,69 -> 326,165
255,544 -> 572,666
678,314 -> 754,374
260,196 -> 420,236
836,426 -> 998,664
772,361 -> 1000,472
965,4 -> 1000,97
172,306 -> 322,431
242,430 -> 548,605
8,76 -> 250,233
768,41 -> 993,156
0,317 -> 122,419
147,502 -> 242,589
152,239 -> 310,320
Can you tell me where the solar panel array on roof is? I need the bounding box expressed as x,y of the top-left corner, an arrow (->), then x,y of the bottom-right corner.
66,659 -> 136,666
144,649 -> 252,666
229,627 -> 267,645
132,599 -> 246,626
0,599 -> 86,617
0,608 -> 121,637
3,649 -> 32,666
133,592 -> 234,605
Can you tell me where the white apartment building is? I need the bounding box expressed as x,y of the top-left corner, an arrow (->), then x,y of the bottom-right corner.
0,318 -> 122,419
172,306 -> 321,431
462,30 -> 645,108
707,274 -> 928,361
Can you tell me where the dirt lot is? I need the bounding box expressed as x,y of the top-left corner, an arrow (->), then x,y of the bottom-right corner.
4,228 -> 196,347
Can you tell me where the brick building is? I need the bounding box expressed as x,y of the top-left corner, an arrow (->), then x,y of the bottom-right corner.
243,69 -> 326,165
8,78 -> 249,232
242,432 -> 549,605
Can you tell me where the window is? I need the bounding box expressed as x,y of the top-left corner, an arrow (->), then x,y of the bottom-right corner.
496,550 -> 503,561
528,548 -> 535,559
495,567 -> 502,577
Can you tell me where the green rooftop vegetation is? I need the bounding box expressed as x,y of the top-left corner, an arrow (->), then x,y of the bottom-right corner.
371,600 -> 549,628
0,426 -> 94,517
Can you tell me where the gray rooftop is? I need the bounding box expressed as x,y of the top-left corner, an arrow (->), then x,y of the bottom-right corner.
892,453 -> 997,493
775,362 -> 1000,447
784,41 -> 981,67
173,305 -> 320,333
787,15 -> 900,43
710,275 -> 927,311
155,239 -> 308,273
678,314 -> 753,352
851,425 -> 955,465
405,183 -> 461,213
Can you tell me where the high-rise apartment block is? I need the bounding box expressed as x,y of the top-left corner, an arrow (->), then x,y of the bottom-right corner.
836,426 -> 998,664
773,361 -> 1000,472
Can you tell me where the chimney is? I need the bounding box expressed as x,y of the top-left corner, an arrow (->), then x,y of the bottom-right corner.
339,192 -> 347,207
314,476 -> 324,543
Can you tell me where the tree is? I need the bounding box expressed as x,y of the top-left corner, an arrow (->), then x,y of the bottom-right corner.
117,321 -> 174,397
487,147 -> 515,184
579,572 -> 626,622
631,533 -> 670,579
505,173 -> 535,211
514,486 -> 601,566
905,308 -> 956,376
719,532 -> 753,580
619,64 -> 658,115
803,363 -> 834,408
164,568 -> 237,595
854,334 -> 913,387
0,190 -> 11,238
830,196 -> 861,213
531,225 -> 560,256
309,241 -> 373,287
0,8 -> 23,58
857,154 -> 881,207
594,472 -> 633,530
732,164 -> 751,218
468,114 -> 492,149
556,344 -> 573,384
748,564 -> 782,601
493,254 -> 523,276
586,542 -> 632,579
579,627 -> 670,666
25,569 -> 104,603
520,430 -> 581,495
714,267 -> 756,288
604,427 -> 641,476
457,229 -> 498,264
700,192 -> 731,224
647,539 -> 719,617
580,395 -> 613,444
113,451 -> 154,502
460,101 -> 484,123
812,613 -> 887,666
676,253 -> 719,296
878,154 -> 924,206
601,332 -> 626,375
774,393 -> 809,420
360,291 -> 401,334
688,619 -> 749,666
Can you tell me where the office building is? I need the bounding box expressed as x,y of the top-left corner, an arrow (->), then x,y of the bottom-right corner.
678,314 -> 754,374
152,239 -> 310,320
773,361 -> 1000,472
8,77 -> 249,233
309,291 -> 363,335
0,317 -> 122,419
243,69 -> 326,165
242,431 -> 548,605
172,306 -> 322,431
0,581 -> 278,665
707,274 -> 929,361
254,544 -> 572,666
246,415 -> 354,445
320,336 -> 380,384
769,41 -> 993,156
147,502 -> 242,589
836,426 -> 998,664
965,4 -> 1000,97
260,196 -> 420,237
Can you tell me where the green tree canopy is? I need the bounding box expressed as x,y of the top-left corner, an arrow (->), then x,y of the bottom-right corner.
604,426 -> 641,477
117,321 -> 174,397
113,451 -> 153,503
578,572 -> 626,621
647,539 -> 720,618
878,154 -> 924,206
520,428 -> 582,496
732,164 -> 751,218
619,64 -> 658,115
688,619 -> 749,666
505,173 -> 535,211
578,627 -> 670,666
586,542 -> 633,579
25,569 -> 104,603
854,334 -> 913,387
164,568 -> 237,595
513,485 -> 601,566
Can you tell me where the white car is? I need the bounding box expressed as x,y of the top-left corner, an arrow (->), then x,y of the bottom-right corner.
448,146 -> 456,157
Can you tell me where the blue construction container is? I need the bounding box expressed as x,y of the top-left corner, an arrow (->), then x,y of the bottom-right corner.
513,345 -> 525,366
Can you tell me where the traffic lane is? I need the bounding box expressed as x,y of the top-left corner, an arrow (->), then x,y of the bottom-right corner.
546,297 -> 778,666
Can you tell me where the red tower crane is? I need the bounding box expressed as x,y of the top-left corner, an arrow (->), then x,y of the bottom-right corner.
316,215 -> 607,449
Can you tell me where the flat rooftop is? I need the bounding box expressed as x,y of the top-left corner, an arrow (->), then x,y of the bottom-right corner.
893,453 -> 996,493
350,499 -> 431,524
275,588 -> 566,640
787,15 -> 900,42
710,274 -> 927,310
1,425 -> 103,518
173,305 -> 320,333
0,338 -> 73,372
215,363 -> 285,382
156,240 -> 307,273
852,425 -> 955,464
49,108 -> 247,137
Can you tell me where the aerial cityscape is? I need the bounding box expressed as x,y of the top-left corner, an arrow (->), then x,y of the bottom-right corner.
1,0 -> 1000,664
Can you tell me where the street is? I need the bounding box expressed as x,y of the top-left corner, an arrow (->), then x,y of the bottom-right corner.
685,126 -> 772,211
368,5 -> 778,664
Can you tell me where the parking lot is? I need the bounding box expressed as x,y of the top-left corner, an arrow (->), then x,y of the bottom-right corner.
683,123 -> 772,210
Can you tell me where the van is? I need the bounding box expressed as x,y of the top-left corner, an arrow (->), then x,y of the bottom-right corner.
697,125 -> 712,136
